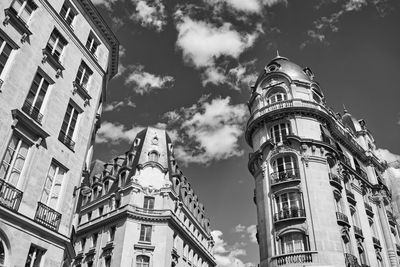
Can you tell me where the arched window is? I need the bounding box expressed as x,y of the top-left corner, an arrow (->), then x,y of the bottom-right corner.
267,89 -> 287,105
358,241 -> 368,265
279,232 -> 309,254
312,89 -> 322,103
148,151 -> 159,162
271,155 -> 298,182
270,123 -> 291,143
136,255 -> 150,267
274,191 -> 304,221
119,170 -> 128,187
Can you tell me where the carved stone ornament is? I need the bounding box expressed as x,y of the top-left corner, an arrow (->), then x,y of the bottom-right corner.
302,155 -> 310,167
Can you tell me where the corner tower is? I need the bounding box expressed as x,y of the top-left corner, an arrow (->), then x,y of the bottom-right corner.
73,127 -> 216,267
246,56 -> 397,267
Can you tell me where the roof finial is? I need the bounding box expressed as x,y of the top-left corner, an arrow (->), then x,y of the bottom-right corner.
276,50 -> 280,58
343,104 -> 348,113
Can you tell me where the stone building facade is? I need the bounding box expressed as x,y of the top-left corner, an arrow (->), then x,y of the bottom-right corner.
72,127 -> 216,267
246,55 -> 400,267
0,0 -> 118,266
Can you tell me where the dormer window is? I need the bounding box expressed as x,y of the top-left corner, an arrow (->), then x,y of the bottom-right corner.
303,67 -> 314,79
60,0 -> 77,28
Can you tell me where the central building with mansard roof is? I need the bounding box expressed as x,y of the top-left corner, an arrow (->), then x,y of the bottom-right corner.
246,55 -> 399,267
72,127 -> 216,267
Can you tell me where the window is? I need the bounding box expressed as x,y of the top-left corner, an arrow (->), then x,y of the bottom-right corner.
40,162 -> 66,209
312,89 -> 322,103
139,225 -> 152,242
80,238 -> 86,252
24,71 -> 50,122
0,134 -> 29,186
183,243 -> 188,258
267,92 -> 287,104
271,155 -> 298,181
24,245 -> 45,267
59,102 -> 80,149
270,123 -> 291,143
75,61 -> 93,90
10,0 -> 36,24
98,206 -> 103,216
0,36 -> 13,76
109,226 -> 115,241
85,32 -> 100,56
0,239 -> 5,267
143,196 -> 154,210
350,207 -> 360,227
60,1 -> 77,27
92,233 -> 98,247
274,192 -> 304,221
87,211 -> 92,221
45,29 -> 67,62
136,255 -> 150,267
148,151 -> 159,162
104,257 -> 111,267
279,232 -> 308,254
358,242 -> 368,265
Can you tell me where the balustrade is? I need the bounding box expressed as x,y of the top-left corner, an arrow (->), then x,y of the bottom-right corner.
0,179 -> 23,211
270,168 -> 300,185
275,252 -> 313,266
34,202 -> 62,231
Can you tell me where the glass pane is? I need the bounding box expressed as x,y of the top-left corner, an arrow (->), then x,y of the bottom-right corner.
11,0 -> 23,13
35,81 -> 48,109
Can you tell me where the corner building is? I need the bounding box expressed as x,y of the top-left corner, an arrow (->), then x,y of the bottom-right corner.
0,0 -> 118,266
246,56 -> 400,267
72,127 -> 216,267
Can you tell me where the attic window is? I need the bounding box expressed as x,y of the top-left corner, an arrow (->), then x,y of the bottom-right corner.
303,67 -> 314,79
148,150 -> 159,162
266,63 -> 280,72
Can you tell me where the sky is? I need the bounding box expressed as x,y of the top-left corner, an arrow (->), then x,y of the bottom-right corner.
90,0 -> 400,265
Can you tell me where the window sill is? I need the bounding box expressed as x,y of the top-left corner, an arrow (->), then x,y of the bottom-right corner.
72,81 -> 91,106
134,242 -> 155,251
58,133 -> 75,152
42,48 -> 65,78
11,108 -> 49,143
3,8 -> 32,43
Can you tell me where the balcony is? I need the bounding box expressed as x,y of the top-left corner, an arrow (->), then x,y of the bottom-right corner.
345,253 -> 360,267
72,81 -> 91,105
58,131 -> 75,151
274,251 -> 313,266
364,202 -> 374,217
353,226 -> 363,239
274,207 -> 306,223
42,46 -> 65,76
134,206 -> 165,215
0,179 -> 23,211
22,100 -> 43,124
329,173 -> 342,190
346,189 -> 356,205
336,212 -> 350,227
34,202 -> 62,231
372,237 -> 381,249
387,210 -> 396,226
270,168 -> 300,186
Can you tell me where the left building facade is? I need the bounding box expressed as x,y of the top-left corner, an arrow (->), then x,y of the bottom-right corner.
0,0 -> 118,266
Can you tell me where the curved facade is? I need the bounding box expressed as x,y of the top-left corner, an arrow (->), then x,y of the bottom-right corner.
73,127 -> 216,267
246,56 -> 399,267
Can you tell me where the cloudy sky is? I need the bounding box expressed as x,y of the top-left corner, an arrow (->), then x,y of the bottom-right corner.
91,0 -> 400,265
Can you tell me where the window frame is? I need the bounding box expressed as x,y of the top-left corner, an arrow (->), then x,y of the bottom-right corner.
59,0 -> 77,28
45,29 -> 67,62
85,31 -> 100,58
270,122 -> 291,143
75,61 -> 93,90
139,224 -> 152,243
24,244 -> 46,267
143,196 -> 155,210
278,231 -> 309,255
10,0 -> 37,24
40,160 -> 67,210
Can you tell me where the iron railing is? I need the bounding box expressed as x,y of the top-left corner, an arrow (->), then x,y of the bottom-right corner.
270,168 -> 300,185
275,251 -> 313,265
58,131 -> 75,150
34,202 -> 62,231
22,100 -> 43,124
274,207 -> 306,222
0,179 -> 23,211
134,206 -> 164,215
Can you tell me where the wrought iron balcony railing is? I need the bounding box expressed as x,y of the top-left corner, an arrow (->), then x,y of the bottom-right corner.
336,212 -> 350,226
34,202 -> 62,231
58,131 -> 75,151
0,179 -> 23,211
275,251 -> 313,266
270,168 -> 300,185
22,100 -> 43,124
274,207 -> 306,222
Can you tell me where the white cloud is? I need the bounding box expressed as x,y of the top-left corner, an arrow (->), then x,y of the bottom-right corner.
130,0 -> 167,32
234,224 -> 246,233
96,122 -> 143,144
91,0 -> 118,11
375,148 -> 400,165
103,99 -> 136,112
170,96 -> 248,165
234,224 -> 257,243
204,0 -> 286,14
175,15 -> 258,68
124,65 -> 175,95
211,230 -> 255,267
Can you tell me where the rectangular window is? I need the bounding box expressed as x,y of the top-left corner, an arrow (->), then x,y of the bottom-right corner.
87,211 -> 92,221
99,206 -> 103,216
143,196 -> 154,210
85,32 -> 100,57
59,1 -> 77,27
46,29 -> 67,62
80,238 -> 86,252
0,36 -> 13,76
23,72 -> 51,123
92,233 -> 98,247
40,161 -> 66,209
24,245 -> 45,267
139,224 -> 152,242
75,61 -> 93,89
109,226 -> 115,241
0,134 -> 29,186
104,257 -> 111,267
59,102 -> 80,149
11,0 -> 36,24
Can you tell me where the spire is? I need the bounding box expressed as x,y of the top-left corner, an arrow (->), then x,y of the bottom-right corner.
271,50 -> 288,61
